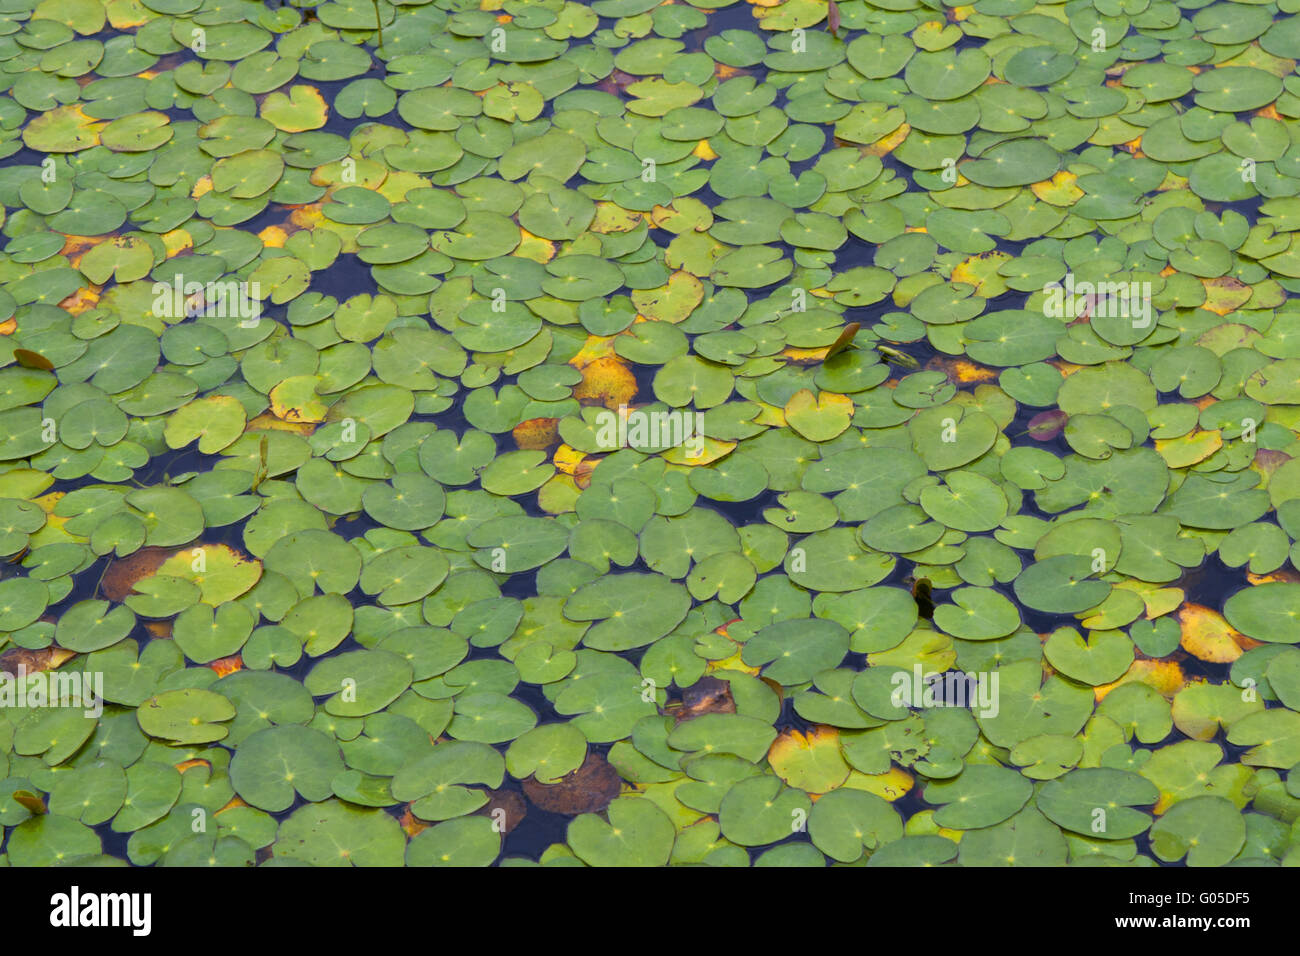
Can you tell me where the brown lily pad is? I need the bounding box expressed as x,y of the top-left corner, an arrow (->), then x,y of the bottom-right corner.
572,356 -> 637,409
824,322 -> 859,361
909,575 -> 936,620
144,620 -> 173,639
669,675 -> 736,722
12,349 -> 54,371
0,645 -> 75,675
100,547 -> 173,602
521,752 -> 622,815
399,805 -> 428,838
513,417 -> 559,450
1027,409 -> 1068,441
11,790 -> 46,815
477,788 -> 527,834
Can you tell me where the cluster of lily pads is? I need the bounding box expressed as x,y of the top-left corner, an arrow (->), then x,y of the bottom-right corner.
3,0 -> 1300,867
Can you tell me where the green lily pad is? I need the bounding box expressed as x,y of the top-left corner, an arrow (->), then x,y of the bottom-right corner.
568,796 -> 675,866
923,764 -> 1033,829
1149,795 -> 1245,867
137,688 -> 236,744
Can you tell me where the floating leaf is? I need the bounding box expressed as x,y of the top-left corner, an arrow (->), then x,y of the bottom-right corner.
567,796 -> 675,866
137,688 -> 236,745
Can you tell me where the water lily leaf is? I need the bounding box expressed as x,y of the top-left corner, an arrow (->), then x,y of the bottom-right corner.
1043,627 -> 1135,686
564,573 -> 690,652
743,618 -> 849,686
0,0 -> 1293,869
264,529 -> 361,595
276,799 -> 406,866
923,764 -> 1032,829
100,111 -> 171,151
1225,582 -> 1300,644
407,815 -> 501,867
211,148 -> 283,198
1226,709 -> 1300,768
1014,555 -> 1111,615
784,388 -> 852,441
1149,795 -> 1245,866
1172,681 -> 1261,742
480,450 -> 555,496
799,787 -> 901,864
1192,67 -> 1282,113
78,236 -> 154,284
138,688 -> 236,744
568,795 -> 675,866
306,650 -> 413,717
977,659 -> 1094,749
125,486 -> 205,548
711,245 -> 793,289
961,139 -> 1060,187
330,770 -> 397,808
956,806 -> 1068,866
110,760 -> 182,833
358,546 -> 448,605
919,470 -> 1008,532
448,692 -> 537,744
15,706 -> 97,766
933,587 -> 1020,640
866,834 -> 958,867
6,814 -> 100,866
905,49 -> 990,101
718,775 -> 810,847
22,105 -> 102,151
261,85 -> 328,133
230,725 -> 345,812
391,741 -> 504,821
1265,650 -> 1300,710
467,515 -> 569,574
666,714 -> 776,763
766,725 -> 848,793
909,406 -> 998,471
1037,768 -> 1158,840
54,599 -> 135,653
786,528 -> 895,592
0,409 -> 59,461
173,601 -> 254,663
506,723 -> 587,785
122,575 -> 201,618
165,396 -> 246,454
554,670 -> 657,743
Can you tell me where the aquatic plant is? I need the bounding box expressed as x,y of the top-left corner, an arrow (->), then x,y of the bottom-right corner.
0,0 -> 1299,867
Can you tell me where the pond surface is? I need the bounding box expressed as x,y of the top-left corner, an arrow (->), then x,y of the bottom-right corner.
0,0 -> 1299,867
